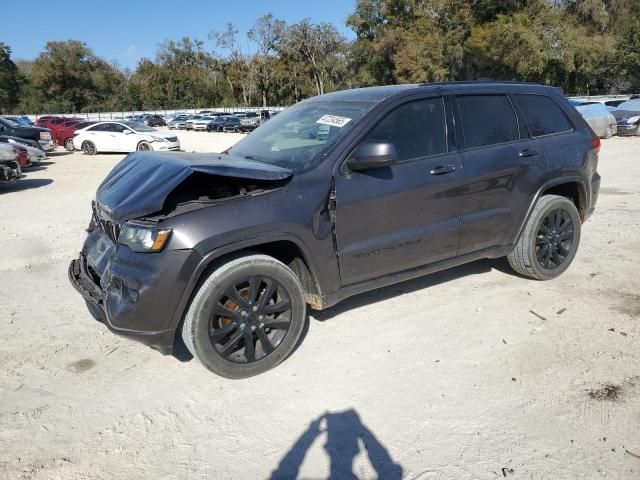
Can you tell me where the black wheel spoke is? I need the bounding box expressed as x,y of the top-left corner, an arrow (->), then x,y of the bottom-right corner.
213,303 -> 241,321
264,300 -> 291,315
247,277 -> 259,305
559,229 -> 573,241
256,328 -> 275,354
263,319 -> 291,330
218,330 -> 244,357
243,332 -> 256,361
257,279 -> 277,310
209,322 -> 237,341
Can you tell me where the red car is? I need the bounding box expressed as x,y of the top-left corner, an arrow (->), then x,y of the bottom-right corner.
9,144 -> 32,169
36,116 -> 73,130
55,120 -> 95,151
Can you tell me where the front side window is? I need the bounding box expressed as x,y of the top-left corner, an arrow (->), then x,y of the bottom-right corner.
457,95 -> 519,148
361,97 -> 446,161
515,94 -> 573,137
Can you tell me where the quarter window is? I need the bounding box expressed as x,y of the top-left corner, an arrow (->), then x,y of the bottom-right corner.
362,98 -> 446,161
457,95 -> 519,148
515,94 -> 573,137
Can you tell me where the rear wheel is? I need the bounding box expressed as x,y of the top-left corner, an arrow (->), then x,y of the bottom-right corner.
182,254 -> 307,378
603,126 -> 614,139
507,195 -> 581,280
81,141 -> 96,155
64,138 -> 75,151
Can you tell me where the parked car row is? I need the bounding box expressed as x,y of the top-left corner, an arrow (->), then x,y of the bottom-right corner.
166,110 -> 276,133
571,98 -> 640,138
0,116 -> 55,151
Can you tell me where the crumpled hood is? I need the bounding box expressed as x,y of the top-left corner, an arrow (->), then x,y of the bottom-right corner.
96,151 -> 292,222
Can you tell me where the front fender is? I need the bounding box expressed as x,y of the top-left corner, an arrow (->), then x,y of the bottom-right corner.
167,232 -> 326,331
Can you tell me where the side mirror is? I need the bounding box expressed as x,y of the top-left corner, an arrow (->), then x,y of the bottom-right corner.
347,142 -> 397,171
123,130 -> 133,135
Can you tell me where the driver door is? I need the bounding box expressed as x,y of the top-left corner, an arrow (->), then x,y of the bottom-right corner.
334,97 -> 462,286
107,123 -> 136,152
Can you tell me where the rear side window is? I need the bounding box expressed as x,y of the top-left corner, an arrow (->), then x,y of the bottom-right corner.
515,94 -> 573,137
456,95 -> 519,148
363,97 -> 446,161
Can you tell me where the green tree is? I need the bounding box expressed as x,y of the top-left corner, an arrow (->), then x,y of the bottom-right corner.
0,43 -> 21,113
20,40 -> 125,113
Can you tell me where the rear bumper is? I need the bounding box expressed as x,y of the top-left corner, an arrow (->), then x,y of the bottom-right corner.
585,170 -> 601,221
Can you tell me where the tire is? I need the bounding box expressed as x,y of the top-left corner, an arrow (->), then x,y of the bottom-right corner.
137,141 -> 151,151
82,141 -> 96,155
64,138 -> 75,151
182,254 -> 307,379
603,126 -> 614,139
507,195 -> 581,280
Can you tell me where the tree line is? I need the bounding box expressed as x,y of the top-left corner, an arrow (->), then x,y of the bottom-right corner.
1,0 -> 639,114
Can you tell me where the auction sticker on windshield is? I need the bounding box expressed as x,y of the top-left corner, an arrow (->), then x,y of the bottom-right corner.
316,115 -> 351,128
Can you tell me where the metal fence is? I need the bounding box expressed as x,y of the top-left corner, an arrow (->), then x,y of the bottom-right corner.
27,106 -> 287,122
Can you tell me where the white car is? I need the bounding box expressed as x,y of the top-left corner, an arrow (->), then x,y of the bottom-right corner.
72,121 -> 180,155
190,116 -> 217,131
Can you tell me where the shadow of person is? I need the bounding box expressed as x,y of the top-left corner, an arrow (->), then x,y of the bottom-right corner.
270,409 -> 402,480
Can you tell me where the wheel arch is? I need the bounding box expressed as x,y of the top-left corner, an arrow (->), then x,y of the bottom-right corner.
170,235 -> 325,333
513,177 -> 588,245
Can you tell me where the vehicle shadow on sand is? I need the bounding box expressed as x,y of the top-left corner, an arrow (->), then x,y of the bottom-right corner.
313,257 -> 512,321
0,178 -> 53,192
269,409 -> 403,480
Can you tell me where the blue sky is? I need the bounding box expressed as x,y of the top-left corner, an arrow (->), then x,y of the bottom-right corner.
2,0 -> 356,69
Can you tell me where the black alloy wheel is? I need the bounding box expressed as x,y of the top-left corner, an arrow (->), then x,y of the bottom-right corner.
535,209 -> 575,270
507,195 -> 581,280
182,254 -> 306,378
208,276 -> 292,364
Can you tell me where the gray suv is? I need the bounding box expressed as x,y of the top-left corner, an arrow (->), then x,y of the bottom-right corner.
69,82 -> 601,378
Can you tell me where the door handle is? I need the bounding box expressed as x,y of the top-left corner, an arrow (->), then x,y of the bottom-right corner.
429,164 -> 456,175
519,148 -> 539,158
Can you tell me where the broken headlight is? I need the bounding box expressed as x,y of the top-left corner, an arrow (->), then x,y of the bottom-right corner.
118,223 -> 171,253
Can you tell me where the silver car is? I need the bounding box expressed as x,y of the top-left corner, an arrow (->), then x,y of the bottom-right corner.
575,103 -> 617,138
167,115 -> 189,130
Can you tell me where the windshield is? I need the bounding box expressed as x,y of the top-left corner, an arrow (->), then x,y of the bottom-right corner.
229,100 -> 376,171
125,121 -> 155,132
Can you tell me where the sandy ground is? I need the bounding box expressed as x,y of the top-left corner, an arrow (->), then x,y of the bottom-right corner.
0,130 -> 638,480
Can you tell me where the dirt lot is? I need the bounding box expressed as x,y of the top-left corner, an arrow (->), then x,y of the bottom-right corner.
0,130 -> 638,480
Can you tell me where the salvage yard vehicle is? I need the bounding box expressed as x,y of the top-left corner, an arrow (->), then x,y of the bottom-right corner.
55,121 -> 95,151
73,121 -> 180,154
0,144 -> 22,184
575,103 -> 617,138
611,100 -> 640,136
222,116 -> 242,132
167,115 -> 189,130
69,82 -> 601,379
190,116 -> 217,131
206,116 -> 231,132
0,117 -> 55,151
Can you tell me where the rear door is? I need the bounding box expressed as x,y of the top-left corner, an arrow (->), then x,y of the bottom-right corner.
334,96 -> 463,286
453,94 -> 548,254
84,124 -> 112,151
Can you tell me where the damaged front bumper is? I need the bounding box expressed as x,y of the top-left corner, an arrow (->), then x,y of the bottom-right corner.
68,228 -> 202,355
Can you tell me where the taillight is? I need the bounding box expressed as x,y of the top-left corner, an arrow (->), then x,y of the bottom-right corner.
592,136 -> 601,153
